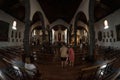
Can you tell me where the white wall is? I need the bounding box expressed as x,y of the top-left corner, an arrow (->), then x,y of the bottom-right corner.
70,0 -> 89,34
95,9 -> 120,49
30,0 -> 50,27
0,10 -> 25,47
74,0 -> 89,21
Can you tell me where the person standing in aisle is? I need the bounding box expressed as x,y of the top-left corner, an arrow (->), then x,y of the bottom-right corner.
60,42 -> 68,68
68,45 -> 75,67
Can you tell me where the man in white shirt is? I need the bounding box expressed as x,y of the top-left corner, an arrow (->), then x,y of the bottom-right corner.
24,57 -> 37,76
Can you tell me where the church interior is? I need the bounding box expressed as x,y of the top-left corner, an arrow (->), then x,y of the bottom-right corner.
0,0 -> 120,80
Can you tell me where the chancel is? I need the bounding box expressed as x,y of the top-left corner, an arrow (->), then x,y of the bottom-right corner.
0,0 -> 120,80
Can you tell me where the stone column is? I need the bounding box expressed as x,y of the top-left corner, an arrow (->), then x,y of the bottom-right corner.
48,30 -> 50,44
67,29 -> 69,45
23,0 -> 31,56
74,24 -> 77,47
69,24 -> 72,44
42,23 -> 46,43
88,0 -> 95,61
50,30 -> 52,44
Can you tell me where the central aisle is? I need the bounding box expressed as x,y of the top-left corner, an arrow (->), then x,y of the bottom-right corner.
38,62 -> 87,80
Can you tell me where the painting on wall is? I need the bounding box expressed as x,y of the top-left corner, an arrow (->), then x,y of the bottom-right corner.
103,32 -> 106,38
110,38 -> 112,42
98,31 -> 102,41
106,39 -> 108,42
15,31 -> 17,38
12,39 -> 14,42
11,31 -> 14,38
116,24 -> 120,41
111,30 -> 114,38
58,33 -> 61,41
0,20 -> 9,41
107,32 -> 109,38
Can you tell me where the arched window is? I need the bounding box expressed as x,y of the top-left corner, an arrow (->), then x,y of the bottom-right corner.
104,20 -> 109,29
33,30 -> 36,36
12,21 -> 17,30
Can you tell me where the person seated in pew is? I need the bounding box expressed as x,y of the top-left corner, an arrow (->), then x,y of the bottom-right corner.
24,57 -> 37,76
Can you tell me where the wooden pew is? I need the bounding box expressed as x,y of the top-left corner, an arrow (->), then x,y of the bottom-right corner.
2,58 -> 42,80
77,58 -> 117,80
0,46 -> 23,61
98,58 -> 116,80
77,65 -> 101,80
105,69 -> 120,80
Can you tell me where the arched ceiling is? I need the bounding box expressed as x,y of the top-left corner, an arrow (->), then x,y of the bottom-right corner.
0,0 -> 120,23
32,11 -> 44,25
37,0 -> 82,23
75,12 -> 87,24
94,0 -> 120,21
0,0 -> 25,22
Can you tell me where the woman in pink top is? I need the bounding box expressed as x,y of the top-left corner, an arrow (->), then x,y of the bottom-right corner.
68,46 -> 75,67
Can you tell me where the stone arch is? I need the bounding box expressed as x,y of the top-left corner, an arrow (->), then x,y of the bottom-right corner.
75,11 -> 88,26
30,11 -> 45,33
51,24 -> 69,31
49,19 -> 70,30
51,25 -> 69,44
32,11 -> 44,25
51,25 -> 68,31
74,11 -> 88,46
30,11 -> 46,45
49,19 -> 70,44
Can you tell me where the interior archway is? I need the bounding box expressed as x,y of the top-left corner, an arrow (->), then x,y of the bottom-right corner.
74,11 -> 88,46
30,11 -> 46,46
50,25 -> 69,44
32,11 -> 44,24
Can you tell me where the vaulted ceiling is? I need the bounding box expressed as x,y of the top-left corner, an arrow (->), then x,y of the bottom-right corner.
37,0 -> 82,23
0,0 -> 25,22
0,0 -> 120,23
94,0 -> 120,21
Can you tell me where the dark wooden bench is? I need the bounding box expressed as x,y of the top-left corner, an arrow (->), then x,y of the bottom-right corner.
77,58 -> 117,80
2,58 -> 42,80
77,64 -> 101,80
